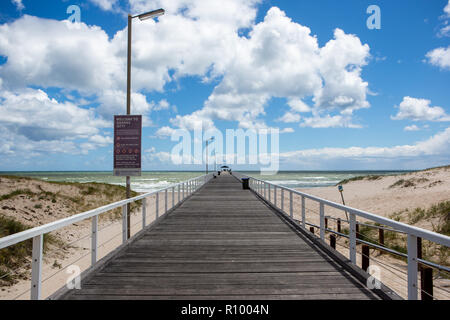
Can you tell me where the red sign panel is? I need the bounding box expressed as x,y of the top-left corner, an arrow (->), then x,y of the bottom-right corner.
114,115 -> 142,176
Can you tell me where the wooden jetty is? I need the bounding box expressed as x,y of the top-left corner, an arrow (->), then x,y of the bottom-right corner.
56,173 -> 392,300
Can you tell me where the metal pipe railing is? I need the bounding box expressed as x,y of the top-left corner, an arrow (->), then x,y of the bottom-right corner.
0,173 -> 214,300
236,173 -> 450,300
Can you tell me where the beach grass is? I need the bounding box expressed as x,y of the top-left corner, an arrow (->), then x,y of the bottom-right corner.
0,215 -> 62,286
336,175 -> 383,185
0,176 -> 144,286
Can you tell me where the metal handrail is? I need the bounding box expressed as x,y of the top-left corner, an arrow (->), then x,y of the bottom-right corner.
235,172 -> 450,300
0,173 -> 214,299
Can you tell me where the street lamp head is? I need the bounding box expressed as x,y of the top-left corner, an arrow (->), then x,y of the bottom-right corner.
137,8 -> 165,21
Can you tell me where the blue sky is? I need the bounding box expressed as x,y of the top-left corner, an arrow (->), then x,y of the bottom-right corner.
0,0 -> 449,171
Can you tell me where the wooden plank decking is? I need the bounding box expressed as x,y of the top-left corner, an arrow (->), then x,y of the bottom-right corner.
60,173 -> 380,300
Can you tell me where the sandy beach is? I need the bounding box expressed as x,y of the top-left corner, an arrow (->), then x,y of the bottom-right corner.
288,166 -> 450,299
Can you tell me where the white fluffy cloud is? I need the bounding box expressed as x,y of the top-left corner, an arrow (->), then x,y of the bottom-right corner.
280,127 -> 450,162
277,112 -> 301,123
0,16 -> 125,93
426,46 -> 450,70
0,5 -> 371,137
0,88 -> 111,156
300,114 -> 362,128
96,89 -> 154,126
170,8 -> 371,131
391,96 -> 450,122
89,0 -> 119,11
11,0 -> 24,10
404,125 -> 420,131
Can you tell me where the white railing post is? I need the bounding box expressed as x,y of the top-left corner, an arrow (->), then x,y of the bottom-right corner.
281,188 -> 284,212
122,205 -> 127,243
264,182 -> 267,199
30,234 -> 43,300
165,189 -> 168,214
268,184 -> 271,202
274,186 -> 277,207
91,215 -> 98,266
289,191 -> 293,219
407,234 -> 418,300
301,196 -> 305,228
172,187 -> 175,208
178,184 -> 180,203
349,213 -> 357,264
182,183 -> 185,199
319,202 -> 325,240
142,197 -> 146,228
156,192 -> 159,219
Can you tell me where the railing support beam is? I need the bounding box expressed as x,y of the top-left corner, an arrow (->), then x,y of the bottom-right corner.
301,196 -> 305,228
407,234 -> 418,300
319,203 -> 325,240
31,234 -> 43,300
122,205 -> 127,243
349,213 -> 357,264
91,215 -> 98,266
142,197 -> 146,228
156,192 -> 159,219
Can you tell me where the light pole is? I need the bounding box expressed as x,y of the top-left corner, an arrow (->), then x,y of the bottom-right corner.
126,8 -> 164,239
205,137 -> 214,174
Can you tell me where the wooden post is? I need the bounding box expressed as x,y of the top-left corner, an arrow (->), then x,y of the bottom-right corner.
420,267 -> 433,300
337,218 -> 341,233
325,217 -> 328,230
362,245 -> 370,272
330,234 -> 336,249
379,228 -> 384,246
349,213 -> 357,264
356,223 -> 360,239
309,227 -> 314,234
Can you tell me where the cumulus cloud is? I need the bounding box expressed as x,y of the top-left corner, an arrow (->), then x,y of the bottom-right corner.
0,88 -> 111,156
0,16 -> 125,93
391,96 -> 450,122
404,125 -> 420,131
426,46 -> 450,70
0,3 -> 375,160
280,127 -> 450,162
300,114 -> 362,128
277,112 -> 301,123
154,126 -> 177,139
169,7 -> 371,131
153,99 -> 170,111
89,0 -> 119,11
96,89 -> 154,126
11,0 -> 24,11
0,4 -> 372,137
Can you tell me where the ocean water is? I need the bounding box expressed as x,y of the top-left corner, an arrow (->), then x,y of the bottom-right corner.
0,170 -> 409,192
